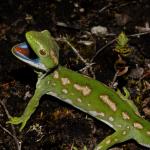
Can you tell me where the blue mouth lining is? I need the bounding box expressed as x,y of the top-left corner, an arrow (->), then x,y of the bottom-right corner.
12,42 -> 47,71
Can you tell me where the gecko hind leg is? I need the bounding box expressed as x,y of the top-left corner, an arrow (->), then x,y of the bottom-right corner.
117,87 -> 139,114
94,129 -> 132,150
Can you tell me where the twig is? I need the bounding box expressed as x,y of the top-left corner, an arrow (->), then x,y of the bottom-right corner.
0,99 -> 21,150
91,38 -> 116,62
0,99 -> 12,119
79,62 -> 96,79
113,1 -> 135,9
0,123 -> 20,143
99,3 -> 112,13
58,37 -> 96,78
63,38 -> 88,64
128,31 -> 150,37
110,71 -> 119,88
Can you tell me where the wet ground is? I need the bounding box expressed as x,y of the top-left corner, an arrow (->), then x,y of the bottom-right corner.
0,0 -> 150,150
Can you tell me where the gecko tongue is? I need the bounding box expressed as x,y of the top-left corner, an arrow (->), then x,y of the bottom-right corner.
12,42 -> 47,71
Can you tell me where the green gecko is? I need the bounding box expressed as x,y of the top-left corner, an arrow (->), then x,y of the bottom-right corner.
8,30 -> 150,150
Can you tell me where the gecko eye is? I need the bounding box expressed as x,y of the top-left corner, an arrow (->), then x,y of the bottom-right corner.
39,49 -> 47,56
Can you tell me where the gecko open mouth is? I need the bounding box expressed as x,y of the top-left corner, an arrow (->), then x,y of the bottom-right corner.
12,42 -> 47,71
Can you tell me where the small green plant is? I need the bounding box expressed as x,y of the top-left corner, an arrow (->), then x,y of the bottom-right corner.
114,32 -> 133,56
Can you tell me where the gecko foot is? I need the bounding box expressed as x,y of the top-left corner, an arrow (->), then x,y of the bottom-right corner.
7,116 -> 23,125
7,116 -> 27,131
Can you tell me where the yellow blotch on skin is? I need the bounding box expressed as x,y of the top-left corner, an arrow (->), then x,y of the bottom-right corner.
53,71 -> 59,79
100,95 -> 117,112
106,139 -> 111,144
50,50 -> 58,64
114,138 -> 118,142
61,77 -> 71,85
77,98 -> 82,103
52,83 -> 56,86
109,116 -> 114,122
62,89 -> 68,94
147,131 -> 150,136
133,122 -> 143,129
73,83 -> 91,96
122,131 -> 127,135
116,124 -> 122,128
122,112 -> 130,120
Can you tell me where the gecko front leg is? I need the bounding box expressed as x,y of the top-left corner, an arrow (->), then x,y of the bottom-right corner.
7,84 -> 46,131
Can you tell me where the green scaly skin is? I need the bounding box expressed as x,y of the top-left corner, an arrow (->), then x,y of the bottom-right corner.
8,30 -> 150,150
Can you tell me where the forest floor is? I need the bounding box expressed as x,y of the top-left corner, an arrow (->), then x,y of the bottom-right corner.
0,0 -> 150,150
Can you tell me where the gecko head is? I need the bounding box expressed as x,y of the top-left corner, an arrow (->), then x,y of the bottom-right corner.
25,30 -> 59,71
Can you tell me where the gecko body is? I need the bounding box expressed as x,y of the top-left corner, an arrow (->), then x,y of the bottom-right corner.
8,30 -> 150,150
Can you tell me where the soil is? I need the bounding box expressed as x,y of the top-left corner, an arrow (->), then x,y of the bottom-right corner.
0,0 -> 150,150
